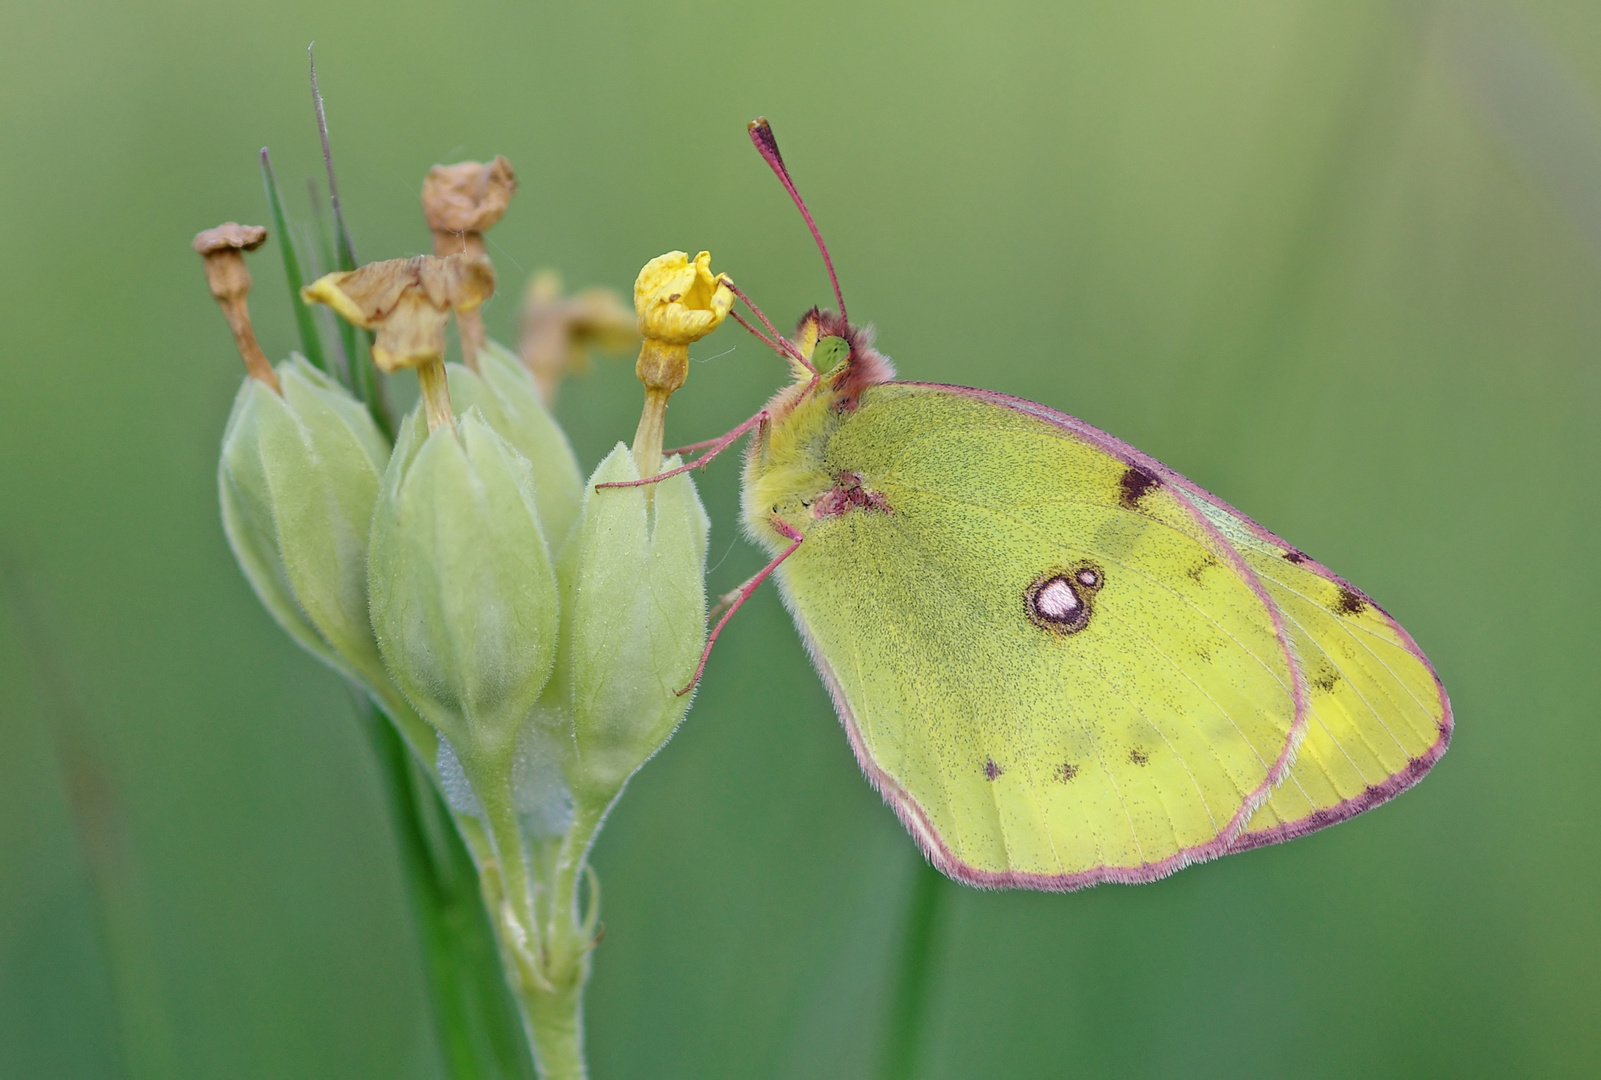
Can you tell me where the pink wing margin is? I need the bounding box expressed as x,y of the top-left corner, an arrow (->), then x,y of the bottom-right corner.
782,382 -> 1388,891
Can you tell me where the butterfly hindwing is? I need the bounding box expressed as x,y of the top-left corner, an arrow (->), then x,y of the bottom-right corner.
771,384 -> 1309,888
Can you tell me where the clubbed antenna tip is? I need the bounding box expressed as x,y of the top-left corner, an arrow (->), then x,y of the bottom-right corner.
747,117 -> 786,169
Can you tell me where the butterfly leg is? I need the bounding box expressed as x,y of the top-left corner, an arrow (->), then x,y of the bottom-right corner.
676,516 -> 803,696
662,435 -> 728,455
596,410 -> 770,490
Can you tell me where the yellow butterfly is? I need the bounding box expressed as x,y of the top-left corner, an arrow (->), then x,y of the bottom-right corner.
669,119 -> 1450,891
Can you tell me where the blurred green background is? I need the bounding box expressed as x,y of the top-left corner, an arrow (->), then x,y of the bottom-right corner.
3,0 -> 1597,1076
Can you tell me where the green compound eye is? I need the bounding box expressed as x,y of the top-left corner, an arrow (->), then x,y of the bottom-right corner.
813,334 -> 851,374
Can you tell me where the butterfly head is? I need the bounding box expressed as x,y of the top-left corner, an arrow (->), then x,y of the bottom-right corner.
786,306 -> 894,407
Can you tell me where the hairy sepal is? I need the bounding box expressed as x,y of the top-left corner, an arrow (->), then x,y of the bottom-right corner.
369,410 -> 559,779
561,445 -> 708,809
447,341 -> 584,549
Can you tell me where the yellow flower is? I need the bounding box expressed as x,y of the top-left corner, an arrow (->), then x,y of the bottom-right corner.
303,254 -> 495,374
627,251 -> 733,482
633,251 -> 733,346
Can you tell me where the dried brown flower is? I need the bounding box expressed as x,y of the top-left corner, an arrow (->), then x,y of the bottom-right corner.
304,254 -> 495,371
519,271 -> 639,404
421,156 -> 516,370
303,253 -> 496,433
193,222 -> 269,257
422,156 -> 517,254
193,222 -> 277,391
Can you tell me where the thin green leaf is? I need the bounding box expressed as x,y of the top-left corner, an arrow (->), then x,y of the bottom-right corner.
304,177 -> 354,382
260,147 -> 329,377
307,44 -> 396,440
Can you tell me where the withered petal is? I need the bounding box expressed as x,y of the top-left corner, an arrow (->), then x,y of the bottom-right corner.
194,222 -> 268,255
418,253 -> 497,312
371,293 -> 454,373
422,156 -> 518,234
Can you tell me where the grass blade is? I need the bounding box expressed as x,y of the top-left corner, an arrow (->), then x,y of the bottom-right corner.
303,177 -> 354,383
308,43 -> 395,439
260,147 -> 328,376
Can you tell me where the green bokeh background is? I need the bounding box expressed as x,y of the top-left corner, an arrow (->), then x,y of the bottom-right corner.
3,1 -> 1597,1076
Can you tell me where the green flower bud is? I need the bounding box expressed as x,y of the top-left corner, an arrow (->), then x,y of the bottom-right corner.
219,368 -> 345,671
562,445 -> 708,809
218,357 -> 439,760
369,409 -> 560,780
447,340 -> 584,551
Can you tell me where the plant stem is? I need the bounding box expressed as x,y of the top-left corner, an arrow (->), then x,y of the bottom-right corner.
521,980 -> 588,1080
879,857 -> 948,1080
418,357 -> 456,434
485,797 -> 607,1080
358,702 -> 537,1080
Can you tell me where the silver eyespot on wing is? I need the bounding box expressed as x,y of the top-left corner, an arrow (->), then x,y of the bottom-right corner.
1025,562 -> 1104,635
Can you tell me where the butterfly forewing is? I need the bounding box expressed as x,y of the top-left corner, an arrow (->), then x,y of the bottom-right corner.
1177,494 -> 1452,848
774,385 -> 1306,888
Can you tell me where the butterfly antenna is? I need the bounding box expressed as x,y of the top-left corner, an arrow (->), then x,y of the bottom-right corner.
748,117 -> 847,323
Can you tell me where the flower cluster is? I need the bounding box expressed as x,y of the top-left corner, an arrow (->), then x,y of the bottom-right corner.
195,167 -> 731,1077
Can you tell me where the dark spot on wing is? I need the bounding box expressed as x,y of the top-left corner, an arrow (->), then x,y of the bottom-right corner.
984,758 -> 1003,781
1186,556 -> 1217,584
1195,644 -> 1212,663
1283,549 -> 1309,564
1118,465 -> 1160,510
1333,587 -> 1367,616
1128,749 -> 1149,766
1312,669 -> 1341,694
1059,762 -> 1079,782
